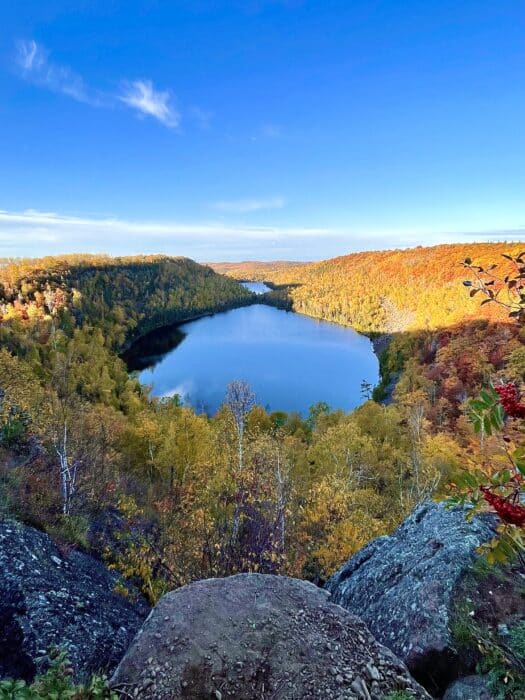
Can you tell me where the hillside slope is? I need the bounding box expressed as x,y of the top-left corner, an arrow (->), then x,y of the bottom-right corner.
216,243 -> 525,333
0,255 -> 251,348
208,260 -> 306,281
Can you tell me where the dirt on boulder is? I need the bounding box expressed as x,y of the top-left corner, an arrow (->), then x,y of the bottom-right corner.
111,573 -> 430,699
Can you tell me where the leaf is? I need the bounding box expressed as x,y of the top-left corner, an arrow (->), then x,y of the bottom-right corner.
463,472 -> 480,488
512,447 -> 525,473
480,389 -> 496,406
492,546 -> 508,564
498,469 -> 511,485
516,462 -> 525,478
490,404 -> 505,430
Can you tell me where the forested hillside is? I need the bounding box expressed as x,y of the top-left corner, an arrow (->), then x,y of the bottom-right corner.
226,243 -> 525,435
209,260 -> 306,281
0,245 -> 523,634
228,243 -> 519,333
0,255 -> 251,349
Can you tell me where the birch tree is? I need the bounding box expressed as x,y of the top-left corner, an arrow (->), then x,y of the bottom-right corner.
225,380 -> 255,549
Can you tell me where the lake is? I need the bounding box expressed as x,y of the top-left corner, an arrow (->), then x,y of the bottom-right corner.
124,303 -> 379,416
241,281 -> 271,294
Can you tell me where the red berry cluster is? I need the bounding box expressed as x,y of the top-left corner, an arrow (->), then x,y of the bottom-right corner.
480,486 -> 525,527
494,383 -> 525,419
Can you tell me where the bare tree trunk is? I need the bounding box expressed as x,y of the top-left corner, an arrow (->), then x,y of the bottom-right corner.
275,451 -> 286,553
226,381 -> 254,552
55,421 -> 76,515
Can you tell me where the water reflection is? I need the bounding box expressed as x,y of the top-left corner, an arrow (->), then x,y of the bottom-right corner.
124,304 -> 378,416
241,281 -> 271,294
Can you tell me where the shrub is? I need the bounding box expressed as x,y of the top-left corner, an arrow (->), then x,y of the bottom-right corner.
383,691 -> 413,700
0,649 -> 117,699
48,515 -> 90,550
508,621 -> 525,659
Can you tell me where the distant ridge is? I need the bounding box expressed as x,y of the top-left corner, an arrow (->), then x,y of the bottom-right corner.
212,242 -> 525,333
208,260 -> 307,280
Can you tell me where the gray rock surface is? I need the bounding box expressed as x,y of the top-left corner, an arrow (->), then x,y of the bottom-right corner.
0,519 -> 149,682
111,573 -> 430,699
325,501 -> 498,695
443,675 -> 495,700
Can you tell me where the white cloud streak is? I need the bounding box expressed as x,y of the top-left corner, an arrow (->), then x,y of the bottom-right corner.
1,209 -> 524,260
18,39 -> 38,71
15,40 -> 180,127
16,39 -> 92,104
118,80 -> 180,128
212,197 -> 286,213
0,209 -> 329,244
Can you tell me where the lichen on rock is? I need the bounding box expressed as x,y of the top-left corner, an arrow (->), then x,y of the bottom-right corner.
0,519 -> 149,682
325,501 -> 499,695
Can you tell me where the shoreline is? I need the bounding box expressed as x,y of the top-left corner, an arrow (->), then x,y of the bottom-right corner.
122,284 -> 396,405
119,296 -> 256,356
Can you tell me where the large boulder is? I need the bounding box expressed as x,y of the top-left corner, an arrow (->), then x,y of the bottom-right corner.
443,675 -> 495,700
0,519 -> 149,682
325,502 -> 498,695
111,573 -> 430,699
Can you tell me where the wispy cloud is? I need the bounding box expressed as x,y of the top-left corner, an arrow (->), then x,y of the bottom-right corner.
118,80 -> 180,128
0,208 -> 331,259
211,197 -> 286,213
15,39 -> 93,104
1,209 -> 524,261
463,229 -> 525,239
17,39 -> 38,71
14,40 -> 180,128
0,208 -> 329,241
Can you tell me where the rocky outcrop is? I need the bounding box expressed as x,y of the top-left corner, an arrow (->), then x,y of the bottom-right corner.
442,675 -> 495,700
0,519 -> 149,682
111,573 -> 430,699
325,502 -> 498,695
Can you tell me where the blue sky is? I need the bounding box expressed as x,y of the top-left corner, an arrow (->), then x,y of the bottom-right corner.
0,0 -> 524,261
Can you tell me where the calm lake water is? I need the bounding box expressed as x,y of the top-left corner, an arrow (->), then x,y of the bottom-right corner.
125,304 -> 379,416
241,281 -> 271,294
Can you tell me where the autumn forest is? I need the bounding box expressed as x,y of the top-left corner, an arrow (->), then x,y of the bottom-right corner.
1,243 -> 524,603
